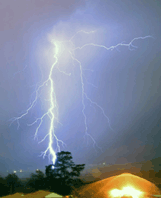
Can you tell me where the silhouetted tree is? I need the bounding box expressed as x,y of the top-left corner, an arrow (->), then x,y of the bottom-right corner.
45,164 -> 54,178
5,173 -> 22,194
27,169 -> 45,190
45,151 -> 85,195
0,175 -> 8,196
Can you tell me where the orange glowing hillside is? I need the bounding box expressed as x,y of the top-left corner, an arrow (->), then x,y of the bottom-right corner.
1,191 -> 51,198
78,173 -> 161,198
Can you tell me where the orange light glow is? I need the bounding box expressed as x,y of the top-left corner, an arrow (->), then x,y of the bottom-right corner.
110,185 -> 143,198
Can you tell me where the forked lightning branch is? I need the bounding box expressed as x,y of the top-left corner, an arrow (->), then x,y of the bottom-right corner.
10,30 -> 152,164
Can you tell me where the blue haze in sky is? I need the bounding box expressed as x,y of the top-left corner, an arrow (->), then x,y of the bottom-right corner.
0,0 -> 161,172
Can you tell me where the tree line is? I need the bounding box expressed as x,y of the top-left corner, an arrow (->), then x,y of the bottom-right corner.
1,151 -> 161,197
0,151 -> 86,197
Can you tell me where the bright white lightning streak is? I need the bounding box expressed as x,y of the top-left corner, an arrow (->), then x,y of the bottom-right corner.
73,35 -> 152,51
10,30 -> 152,164
10,42 -> 65,164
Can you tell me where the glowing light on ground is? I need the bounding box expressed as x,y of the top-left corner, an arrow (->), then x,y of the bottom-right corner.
78,173 -> 161,197
110,186 -> 143,198
10,29 -> 152,165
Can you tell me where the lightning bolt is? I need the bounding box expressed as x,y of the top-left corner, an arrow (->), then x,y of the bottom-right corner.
10,29 -> 153,164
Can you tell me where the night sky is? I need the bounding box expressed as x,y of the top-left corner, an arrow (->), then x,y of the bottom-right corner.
0,0 -> 161,173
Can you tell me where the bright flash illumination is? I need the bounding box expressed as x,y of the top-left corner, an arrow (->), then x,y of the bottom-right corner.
51,40 -> 61,56
110,186 -> 143,198
10,29 -> 152,165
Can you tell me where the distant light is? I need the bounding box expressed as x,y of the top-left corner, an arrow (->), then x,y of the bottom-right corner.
13,170 -> 17,173
20,169 -> 22,172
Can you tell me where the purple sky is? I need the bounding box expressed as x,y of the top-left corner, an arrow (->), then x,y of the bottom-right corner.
0,0 -> 161,173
